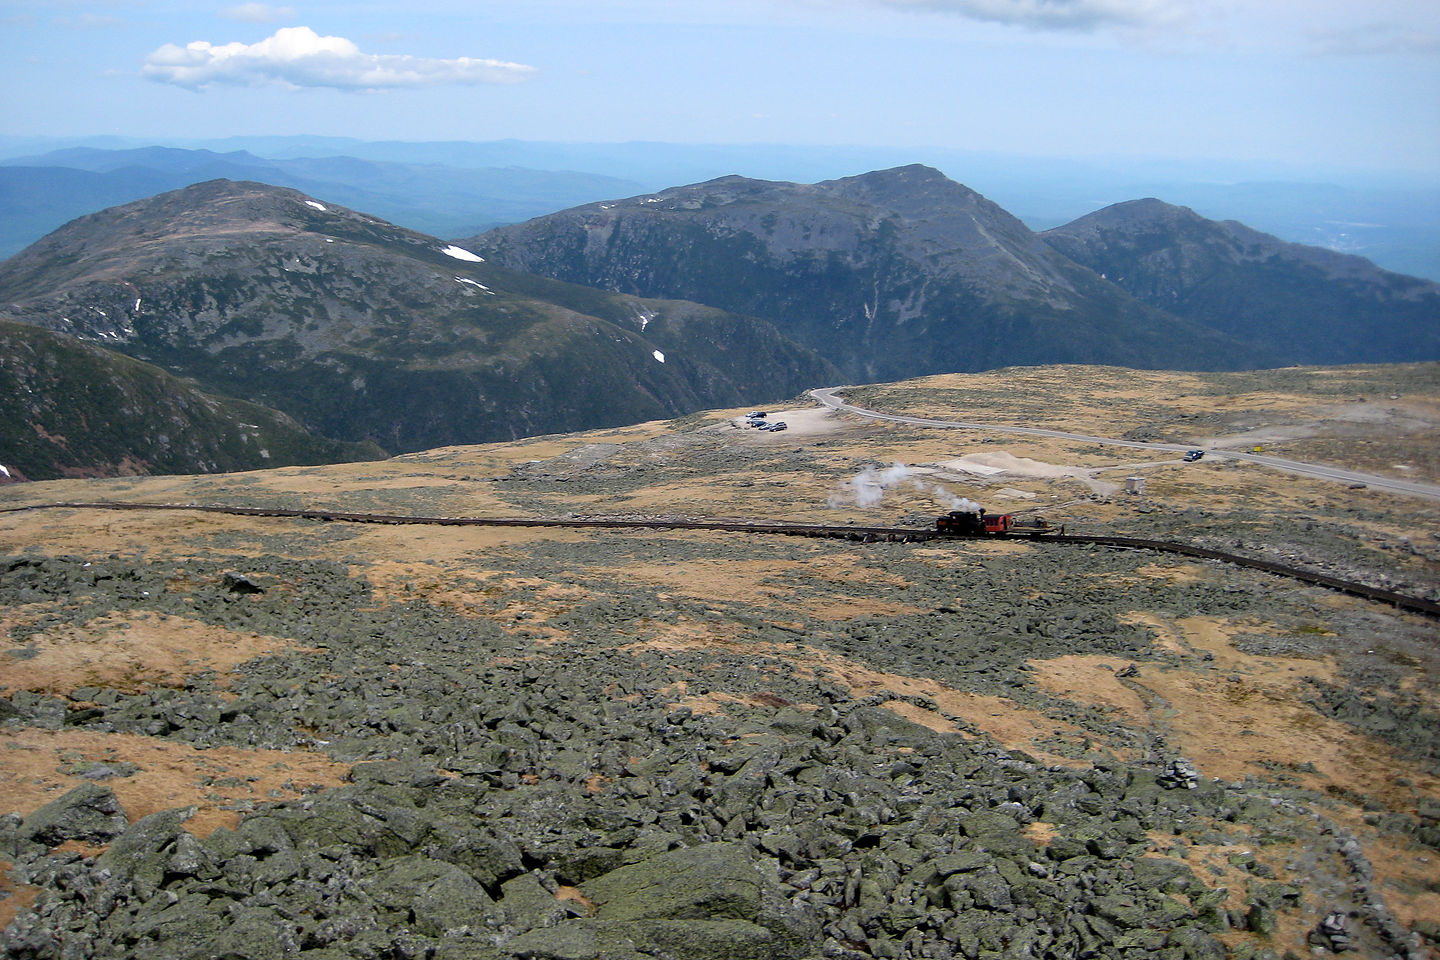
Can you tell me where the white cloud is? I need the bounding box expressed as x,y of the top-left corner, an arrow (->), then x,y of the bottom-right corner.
220,4 -> 297,24
142,26 -> 536,90
871,0 -> 1184,31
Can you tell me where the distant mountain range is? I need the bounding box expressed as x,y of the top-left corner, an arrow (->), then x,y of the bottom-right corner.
0,167 -> 1435,481
0,145 -> 643,260
468,165 -> 1438,379
3,139 -> 1437,283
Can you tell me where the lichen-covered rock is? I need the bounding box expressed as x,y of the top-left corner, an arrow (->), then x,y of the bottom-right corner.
583,842 -> 765,923
501,873 -> 575,934
502,918 -> 783,960
93,808 -> 190,900
20,782 -> 128,847
1131,856 -> 1197,894
363,854 -> 498,937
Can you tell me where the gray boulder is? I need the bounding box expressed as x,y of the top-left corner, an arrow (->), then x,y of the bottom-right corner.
364,854 -> 498,937
19,783 -> 128,847
503,918 -> 781,960
583,842 -> 765,923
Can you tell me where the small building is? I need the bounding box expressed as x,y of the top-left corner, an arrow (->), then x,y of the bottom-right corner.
1124,476 -> 1146,495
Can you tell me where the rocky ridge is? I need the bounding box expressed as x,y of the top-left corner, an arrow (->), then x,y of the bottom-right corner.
467,165 -> 1439,382
467,165 -> 1242,383
1040,199 -> 1440,365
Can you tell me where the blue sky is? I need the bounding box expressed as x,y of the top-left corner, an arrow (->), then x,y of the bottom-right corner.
2,0 -> 1438,174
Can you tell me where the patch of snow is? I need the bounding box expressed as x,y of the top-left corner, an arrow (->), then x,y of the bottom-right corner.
441,244 -> 484,263
133,298 -> 142,312
455,277 -> 490,290
304,200 -> 327,212
634,309 -> 655,332
0,464 -> 9,478
325,238 -> 335,243
652,350 -> 665,363
643,197 -> 661,203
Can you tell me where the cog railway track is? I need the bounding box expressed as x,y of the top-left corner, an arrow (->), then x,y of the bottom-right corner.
4,500 -> 1436,619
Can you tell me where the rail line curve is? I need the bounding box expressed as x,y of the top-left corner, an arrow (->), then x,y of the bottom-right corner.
3,501 -> 1436,619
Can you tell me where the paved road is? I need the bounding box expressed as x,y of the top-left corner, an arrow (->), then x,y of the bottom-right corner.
809,387 -> 1440,502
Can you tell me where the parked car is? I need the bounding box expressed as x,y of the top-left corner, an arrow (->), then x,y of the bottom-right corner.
1183,450 -> 1204,462
768,421 -> 788,432
746,411 -> 768,419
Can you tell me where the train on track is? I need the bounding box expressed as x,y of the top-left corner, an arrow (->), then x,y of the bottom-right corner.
1,501 -> 1434,618
935,509 -> 1059,537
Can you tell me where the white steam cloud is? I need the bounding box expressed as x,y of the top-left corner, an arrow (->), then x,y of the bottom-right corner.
143,26 -> 536,91
827,462 -> 982,513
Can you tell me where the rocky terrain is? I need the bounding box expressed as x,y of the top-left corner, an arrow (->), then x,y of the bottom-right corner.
1,363 -> 1438,960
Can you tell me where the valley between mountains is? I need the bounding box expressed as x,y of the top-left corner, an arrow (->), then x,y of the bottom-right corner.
2,363 -> 1438,960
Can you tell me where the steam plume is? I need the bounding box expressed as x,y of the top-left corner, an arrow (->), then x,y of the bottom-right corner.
827,462 -> 981,512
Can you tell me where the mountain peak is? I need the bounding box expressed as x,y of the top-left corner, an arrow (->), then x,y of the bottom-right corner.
0,179 -> 412,296
1042,198 -> 1440,363
1059,197 -> 1209,233
468,166 -> 1238,382
842,163 -> 950,185
817,165 -> 1008,227
0,178 -> 838,461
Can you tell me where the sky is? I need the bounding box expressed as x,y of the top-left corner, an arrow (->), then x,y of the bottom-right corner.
1,0 -> 1438,175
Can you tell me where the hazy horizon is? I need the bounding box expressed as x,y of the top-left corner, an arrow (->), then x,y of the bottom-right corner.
3,0 -> 1437,176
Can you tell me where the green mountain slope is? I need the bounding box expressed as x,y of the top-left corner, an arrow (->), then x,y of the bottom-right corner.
0,317 -> 383,482
0,180 -> 836,457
